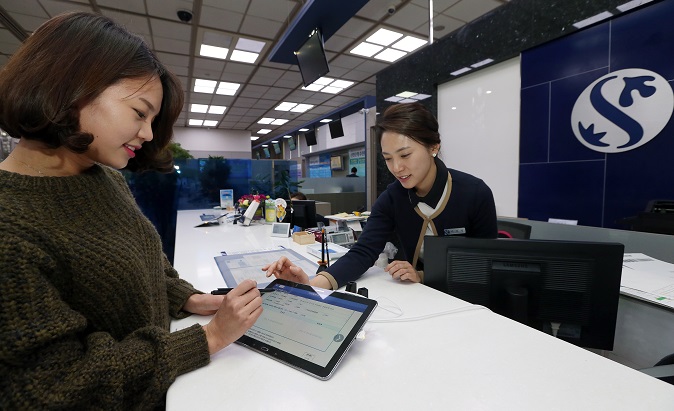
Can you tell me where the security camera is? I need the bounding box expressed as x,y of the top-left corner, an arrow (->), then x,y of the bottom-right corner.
387,5 -> 396,15
177,9 -> 193,22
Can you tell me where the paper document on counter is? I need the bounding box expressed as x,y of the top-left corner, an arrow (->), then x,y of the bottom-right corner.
621,253 -> 674,309
214,249 -> 317,287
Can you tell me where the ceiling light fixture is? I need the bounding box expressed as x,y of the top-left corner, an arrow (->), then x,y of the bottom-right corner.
471,58 -> 494,68
199,33 -> 265,65
230,49 -> 258,64
193,79 -> 241,96
350,42 -> 383,58
617,0 -> 653,12
199,44 -> 229,59
301,77 -> 355,94
190,104 -> 208,113
450,67 -> 472,76
350,27 -> 427,63
190,104 -> 226,114
290,104 -> 314,113
276,102 -> 314,113
384,91 -> 432,102
208,105 -> 227,114
573,11 -> 613,28
216,81 -> 241,96
193,79 -> 217,93
366,28 -> 403,46
374,48 -> 406,62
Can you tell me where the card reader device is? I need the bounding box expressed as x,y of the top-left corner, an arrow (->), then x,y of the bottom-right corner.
326,231 -> 354,246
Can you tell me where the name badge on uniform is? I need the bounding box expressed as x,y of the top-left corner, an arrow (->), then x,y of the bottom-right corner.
445,227 -> 466,235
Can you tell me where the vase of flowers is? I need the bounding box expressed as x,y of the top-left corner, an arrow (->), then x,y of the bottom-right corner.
237,194 -> 267,220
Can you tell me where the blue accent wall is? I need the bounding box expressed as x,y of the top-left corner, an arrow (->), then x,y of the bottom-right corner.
519,0 -> 674,228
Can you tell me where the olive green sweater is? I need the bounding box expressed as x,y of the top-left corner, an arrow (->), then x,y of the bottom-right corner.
0,165 -> 210,410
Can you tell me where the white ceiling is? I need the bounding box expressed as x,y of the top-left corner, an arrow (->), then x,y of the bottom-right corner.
0,0 -> 509,146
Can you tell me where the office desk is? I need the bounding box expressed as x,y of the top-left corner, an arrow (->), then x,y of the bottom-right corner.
168,210 -> 674,410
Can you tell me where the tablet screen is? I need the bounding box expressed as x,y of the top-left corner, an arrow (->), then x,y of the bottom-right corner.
236,279 -> 377,380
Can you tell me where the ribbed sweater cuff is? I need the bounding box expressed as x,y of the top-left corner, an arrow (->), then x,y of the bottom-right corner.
167,324 -> 210,376
167,280 -> 200,318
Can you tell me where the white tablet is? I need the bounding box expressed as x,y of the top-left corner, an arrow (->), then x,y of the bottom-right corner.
236,279 -> 378,380
270,222 -> 291,237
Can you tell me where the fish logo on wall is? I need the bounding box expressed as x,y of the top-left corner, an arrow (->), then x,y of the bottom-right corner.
571,68 -> 673,153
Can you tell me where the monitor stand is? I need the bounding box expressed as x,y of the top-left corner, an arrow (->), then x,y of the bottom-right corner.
506,286 -> 529,324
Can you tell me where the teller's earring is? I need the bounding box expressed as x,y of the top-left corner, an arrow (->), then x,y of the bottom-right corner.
432,152 -> 437,157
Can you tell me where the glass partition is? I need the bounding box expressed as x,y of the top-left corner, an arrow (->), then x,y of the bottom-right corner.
299,176 -> 365,194
122,158 -> 300,262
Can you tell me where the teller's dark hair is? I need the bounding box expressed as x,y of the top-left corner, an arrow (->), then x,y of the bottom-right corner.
290,192 -> 307,200
372,102 -> 441,150
0,12 -> 183,172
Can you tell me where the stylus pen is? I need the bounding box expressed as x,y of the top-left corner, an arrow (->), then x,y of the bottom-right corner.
210,288 -> 276,295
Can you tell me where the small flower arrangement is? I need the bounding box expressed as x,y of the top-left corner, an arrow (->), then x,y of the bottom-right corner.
237,194 -> 271,220
237,194 -> 268,207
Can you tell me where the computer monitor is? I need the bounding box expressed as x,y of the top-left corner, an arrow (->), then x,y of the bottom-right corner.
284,199 -> 318,229
424,237 -> 624,350
304,129 -> 317,146
329,119 -> 344,138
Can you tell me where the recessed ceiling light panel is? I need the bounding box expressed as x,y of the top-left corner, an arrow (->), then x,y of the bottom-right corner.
350,42 -> 384,57
190,104 -> 208,113
230,50 -> 258,64
200,44 -> 229,59
374,48 -> 406,62
392,36 -> 426,52
367,28 -> 403,46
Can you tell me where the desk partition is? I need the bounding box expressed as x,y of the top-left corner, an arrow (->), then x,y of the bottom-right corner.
499,218 -> 674,263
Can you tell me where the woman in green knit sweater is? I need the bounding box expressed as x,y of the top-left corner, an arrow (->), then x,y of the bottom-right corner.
0,12 -> 263,409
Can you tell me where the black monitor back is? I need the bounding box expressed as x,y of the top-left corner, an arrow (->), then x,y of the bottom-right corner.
329,119 -> 345,138
295,29 -> 329,87
284,200 -> 317,229
304,130 -> 317,146
424,237 -> 624,350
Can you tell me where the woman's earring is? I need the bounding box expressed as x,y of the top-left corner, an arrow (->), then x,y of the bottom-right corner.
432,152 -> 437,157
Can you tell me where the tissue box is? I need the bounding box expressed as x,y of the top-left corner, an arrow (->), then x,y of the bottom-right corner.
292,231 -> 315,245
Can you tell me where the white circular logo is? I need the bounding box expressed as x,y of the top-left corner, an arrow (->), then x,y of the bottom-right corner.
571,68 -> 673,153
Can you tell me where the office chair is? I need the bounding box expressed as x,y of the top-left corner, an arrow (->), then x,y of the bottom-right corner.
497,220 -> 532,239
640,353 -> 674,385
